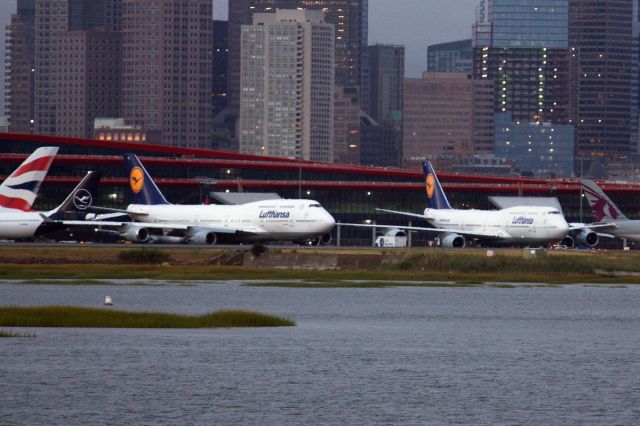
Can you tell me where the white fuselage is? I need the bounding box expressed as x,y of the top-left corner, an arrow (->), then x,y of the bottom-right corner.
0,210 -> 46,239
424,206 -> 570,244
127,199 -> 335,242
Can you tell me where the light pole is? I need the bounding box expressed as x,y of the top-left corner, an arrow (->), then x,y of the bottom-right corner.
579,158 -> 584,223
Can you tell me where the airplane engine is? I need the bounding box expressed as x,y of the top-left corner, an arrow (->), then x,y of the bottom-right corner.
148,235 -> 183,244
576,229 -> 598,247
189,230 -> 217,245
560,235 -> 575,248
120,226 -> 149,243
383,228 -> 407,238
317,232 -> 332,245
441,233 -> 465,248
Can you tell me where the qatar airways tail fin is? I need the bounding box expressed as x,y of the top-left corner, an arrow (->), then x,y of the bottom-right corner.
0,146 -> 59,211
581,179 -> 627,223
123,153 -> 170,205
422,161 -> 452,210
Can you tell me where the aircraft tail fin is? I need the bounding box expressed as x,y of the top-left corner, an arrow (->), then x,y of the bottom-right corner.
123,153 -> 170,205
422,161 -> 452,209
581,179 -> 627,222
48,171 -> 101,220
0,146 -> 59,211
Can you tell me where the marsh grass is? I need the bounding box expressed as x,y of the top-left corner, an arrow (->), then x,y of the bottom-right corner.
118,248 -> 171,264
243,280 -> 477,288
386,252 -> 589,274
3,247 -> 640,285
0,330 -> 35,338
0,306 -> 295,328
8,279 -> 190,287
16,279 -> 115,286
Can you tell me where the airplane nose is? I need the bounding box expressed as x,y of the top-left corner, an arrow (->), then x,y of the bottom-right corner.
558,218 -> 570,235
322,209 -> 336,231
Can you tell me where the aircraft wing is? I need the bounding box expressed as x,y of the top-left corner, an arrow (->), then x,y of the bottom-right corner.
55,219 -> 261,236
375,208 -> 428,220
569,222 -> 616,230
88,206 -> 149,216
340,222 -> 508,239
568,222 -> 617,239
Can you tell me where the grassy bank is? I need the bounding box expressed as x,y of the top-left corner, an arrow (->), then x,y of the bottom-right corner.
2,246 -> 640,284
0,306 -> 295,328
0,330 -> 36,338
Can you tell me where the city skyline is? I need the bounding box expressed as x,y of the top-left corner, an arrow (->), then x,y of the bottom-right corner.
0,0 -> 478,114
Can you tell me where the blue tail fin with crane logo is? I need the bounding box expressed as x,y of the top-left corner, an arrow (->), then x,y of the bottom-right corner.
422,161 -> 452,210
124,153 -> 170,205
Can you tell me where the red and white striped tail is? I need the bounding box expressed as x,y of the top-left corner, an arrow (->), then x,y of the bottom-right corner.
0,147 -> 59,211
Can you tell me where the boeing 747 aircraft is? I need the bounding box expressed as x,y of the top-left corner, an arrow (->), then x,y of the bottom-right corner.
347,161 -> 574,248
64,153 -> 335,245
581,179 -> 640,242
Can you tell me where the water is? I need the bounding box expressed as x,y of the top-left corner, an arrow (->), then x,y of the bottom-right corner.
1,281 -> 640,425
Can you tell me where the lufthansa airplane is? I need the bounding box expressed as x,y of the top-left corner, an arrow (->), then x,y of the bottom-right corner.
347,161 -> 573,248
580,179 -> 640,242
0,171 -> 101,239
66,153 -> 336,245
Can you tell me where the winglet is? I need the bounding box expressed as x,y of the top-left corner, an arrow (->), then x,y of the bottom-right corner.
123,153 -> 170,205
422,161 -> 452,209
581,179 -> 627,223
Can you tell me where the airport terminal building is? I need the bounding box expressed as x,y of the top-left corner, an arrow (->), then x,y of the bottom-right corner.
2,133 -> 640,246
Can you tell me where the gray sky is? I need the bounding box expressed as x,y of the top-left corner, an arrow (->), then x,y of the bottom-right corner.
0,0 -> 478,113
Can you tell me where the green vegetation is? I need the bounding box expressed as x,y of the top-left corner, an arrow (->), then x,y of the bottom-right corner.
117,248 -> 172,264
0,330 -> 35,338
2,246 -> 640,284
0,306 -> 295,328
250,243 -> 268,257
243,280 -> 470,288
17,279 -> 117,286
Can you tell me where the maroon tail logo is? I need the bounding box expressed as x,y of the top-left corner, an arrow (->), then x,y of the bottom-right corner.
583,184 -> 619,222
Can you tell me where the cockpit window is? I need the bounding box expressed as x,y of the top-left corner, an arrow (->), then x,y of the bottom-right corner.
309,203 -> 322,208
547,210 -> 561,215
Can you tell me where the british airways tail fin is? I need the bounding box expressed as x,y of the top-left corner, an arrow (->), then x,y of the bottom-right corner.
123,153 -> 170,205
0,146 -> 59,211
48,171 -> 101,220
581,179 -> 627,222
422,161 -> 452,209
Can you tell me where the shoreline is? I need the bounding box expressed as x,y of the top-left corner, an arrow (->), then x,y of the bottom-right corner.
3,246 -> 640,284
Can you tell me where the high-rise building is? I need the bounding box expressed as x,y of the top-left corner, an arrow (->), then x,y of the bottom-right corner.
34,0 -> 70,135
472,0 -> 573,175
403,72 -> 494,169
360,113 -> 401,167
569,0 -> 636,160
121,0 -> 213,148
494,112 -> 574,176
362,44 -> 404,167
212,20 -> 228,119
427,39 -> 472,74
68,0 -> 122,32
5,0 -> 36,133
239,10 -> 334,161
226,0 -> 367,161
228,0 -> 368,109
473,0 -> 570,124
366,44 -> 404,124
333,87 -> 361,164
34,0 -> 122,136
55,31 -> 121,138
